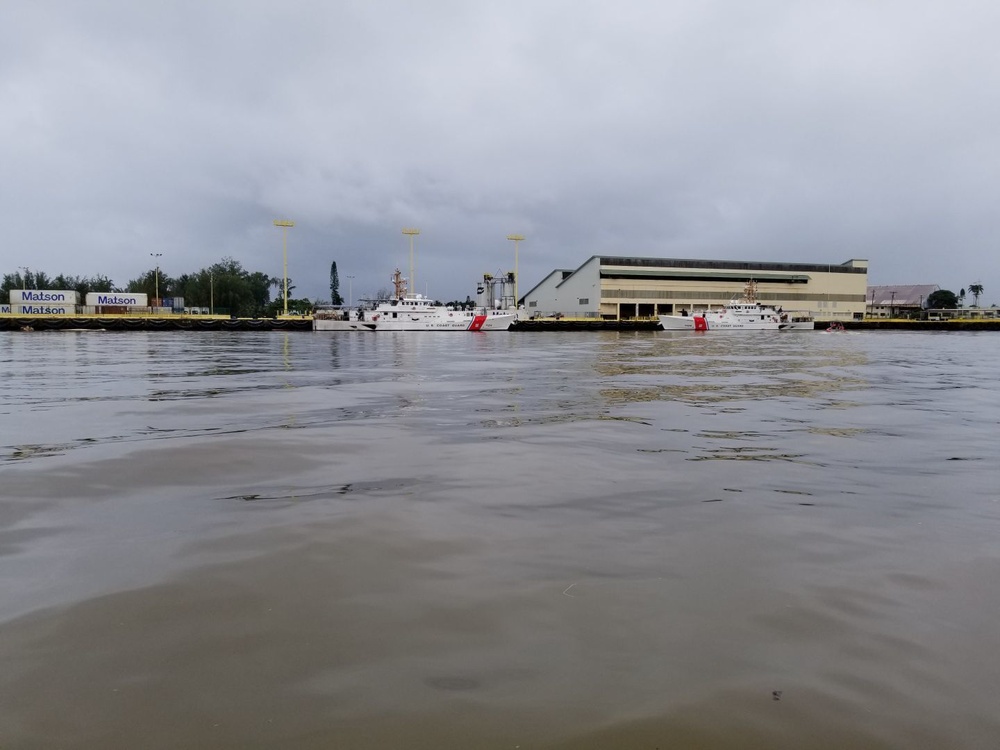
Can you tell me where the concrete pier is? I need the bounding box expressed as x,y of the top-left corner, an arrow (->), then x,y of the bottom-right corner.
0,315 -> 313,332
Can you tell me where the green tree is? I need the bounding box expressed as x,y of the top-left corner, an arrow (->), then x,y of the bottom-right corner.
245,271 -> 273,316
269,275 -> 297,311
1,269 -> 116,299
51,274 -> 76,290
45,273 -> 117,296
174,259 -> 273,317
1,258 -> 288,316
329,262 -> 344,306
927,289 -> 959,309
264,296 -> 313,317
1,272 -> 24,299
174,270 -> 222,312
200,258 -> 272,317
208,260 -> 246,316
127,269 -> 174,299
444,296 -> 475,310
968,283 -> 984,307
81,275 -> 116,294
14,269 -> 52,289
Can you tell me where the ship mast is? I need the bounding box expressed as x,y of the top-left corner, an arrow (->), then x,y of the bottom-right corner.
391,268 -> 408,300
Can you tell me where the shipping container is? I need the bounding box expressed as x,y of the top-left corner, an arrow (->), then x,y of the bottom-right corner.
9,304 -> 77,315
0,304 -> 11,314
85,292 -> 148,307
9,289 -> 81,305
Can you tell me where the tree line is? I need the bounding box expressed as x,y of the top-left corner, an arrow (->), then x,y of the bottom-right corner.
3,258 -> 321,317
927,283 -> 987,310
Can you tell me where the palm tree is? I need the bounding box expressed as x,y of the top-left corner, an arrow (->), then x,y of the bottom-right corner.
968,283 -> 984,307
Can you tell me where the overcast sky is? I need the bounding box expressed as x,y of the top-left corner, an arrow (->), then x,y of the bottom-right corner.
3,1 -> 999,304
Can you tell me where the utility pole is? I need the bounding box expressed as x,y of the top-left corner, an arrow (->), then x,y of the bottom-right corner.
506,234 -> 524,308
150,253 -> 162,309
402,228 -> 420,296
346,274 -> 355,307
273,219 -> 295,315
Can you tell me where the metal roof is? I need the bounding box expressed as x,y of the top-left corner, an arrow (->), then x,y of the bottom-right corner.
601,268 -> 810,282
599,256 -> 866,274
866,285 -> 939,306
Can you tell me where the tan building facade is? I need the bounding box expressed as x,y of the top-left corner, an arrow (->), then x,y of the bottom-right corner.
522,256 -> 869,322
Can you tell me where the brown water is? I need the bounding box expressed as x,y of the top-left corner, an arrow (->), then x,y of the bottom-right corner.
1,329 -> 998,749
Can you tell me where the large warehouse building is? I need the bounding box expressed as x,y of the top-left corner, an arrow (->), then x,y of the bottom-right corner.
521,256 -> 869,322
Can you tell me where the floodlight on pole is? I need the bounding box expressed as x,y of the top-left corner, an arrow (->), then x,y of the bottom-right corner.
273,219 -> 295,315
506,234 -> 524,307
402,228 -> 420,296
150,253 -> 162,309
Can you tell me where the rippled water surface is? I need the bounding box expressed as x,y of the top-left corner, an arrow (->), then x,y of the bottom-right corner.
1,329 -> 998,749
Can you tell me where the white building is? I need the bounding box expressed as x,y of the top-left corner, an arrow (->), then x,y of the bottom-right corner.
522,256 -> 869,321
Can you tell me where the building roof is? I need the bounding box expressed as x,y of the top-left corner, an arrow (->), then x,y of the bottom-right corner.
544,255 -> 864,291
598,256 -> 867,275
521,255 -> 870,301
866,285 -> 939,306
518,269 -> 574,302
600,267 -> 811,283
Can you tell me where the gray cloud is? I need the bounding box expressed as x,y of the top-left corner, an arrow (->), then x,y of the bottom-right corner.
3,0 -> 999,303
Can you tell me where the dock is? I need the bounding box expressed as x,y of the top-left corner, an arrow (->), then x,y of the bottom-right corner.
829,318 -> 1000,331
0,314 -> 312,332
6,314 -> 1000,333
512,317 -> 663,331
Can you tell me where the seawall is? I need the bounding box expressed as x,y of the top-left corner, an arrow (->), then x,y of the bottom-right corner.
1,316 -> 312,332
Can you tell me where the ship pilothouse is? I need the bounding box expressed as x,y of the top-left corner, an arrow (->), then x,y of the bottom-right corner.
659,279 -> 815,331
313,267 -> 516,331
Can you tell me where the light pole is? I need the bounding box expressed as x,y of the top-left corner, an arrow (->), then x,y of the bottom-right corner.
273,219 -> 295,315
890,291 -> 896,319
506,234 -> 524,308
346,274 -> 355,307
19,266 -> 31,289
402,228 -> 420,296
150,253 -> 162,309
210,271 -> 214,315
